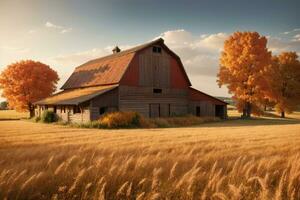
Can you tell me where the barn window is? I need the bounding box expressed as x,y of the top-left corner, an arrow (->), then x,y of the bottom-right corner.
153,88 -> 162,93
152,46 -> 162,53
73,106 -> 81,114
99,107 -> 107,115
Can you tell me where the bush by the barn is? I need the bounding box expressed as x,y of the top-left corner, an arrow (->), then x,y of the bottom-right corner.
99,112 -> 142,128
40,111 -> 58,123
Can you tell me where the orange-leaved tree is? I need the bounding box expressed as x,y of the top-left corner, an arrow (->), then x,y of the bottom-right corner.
0,60 -> 59,117
217,31 -> 272,118
266,52 -> 300,118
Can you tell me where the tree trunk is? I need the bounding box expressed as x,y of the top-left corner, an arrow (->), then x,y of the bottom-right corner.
264,104 -> 267,111
246,102 -> 252,118
281,111 -> 285,118
242,109 -> 247,119
241,102 -> 251,119
28,103 -> 34,118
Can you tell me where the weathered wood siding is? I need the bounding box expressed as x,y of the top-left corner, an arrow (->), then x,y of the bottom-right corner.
139,46 -> 170,88
189,101 -> 215,117
119,86 -> 188,117
35,105 -> 90,123
119,45 -> 190,117
90,88 -> 119,121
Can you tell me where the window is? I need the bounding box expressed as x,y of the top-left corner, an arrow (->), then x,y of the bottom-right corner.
99,107 -> 107,115
73,106 -> 81,114
45,105 -> 48,110
152,46 -> 162,53
153,88 -> 162,94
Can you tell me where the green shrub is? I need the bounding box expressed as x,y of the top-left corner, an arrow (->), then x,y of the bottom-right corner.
40,110 -> 58,123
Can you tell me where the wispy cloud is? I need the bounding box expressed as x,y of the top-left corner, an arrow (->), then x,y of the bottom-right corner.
45,21 -> 72,34
281,28 -> 300,35
61,28 -> 73,34
45,22 -> 63,29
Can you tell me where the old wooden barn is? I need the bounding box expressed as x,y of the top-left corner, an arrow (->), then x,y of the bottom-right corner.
34,38 -> 227,123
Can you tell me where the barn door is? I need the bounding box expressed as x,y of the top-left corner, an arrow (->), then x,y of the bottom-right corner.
149,104 -> 160,118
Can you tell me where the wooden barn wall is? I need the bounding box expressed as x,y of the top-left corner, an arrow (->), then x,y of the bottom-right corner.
35,105 -> 90,123
189,101 -> 216,117
138,46 -> 170,88
170,57 -> 190,89
90,88 -> 119,121
119,85 -> 189,117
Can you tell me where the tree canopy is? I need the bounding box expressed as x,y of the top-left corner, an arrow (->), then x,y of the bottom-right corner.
266,52 -> 300,117
0,60 -> 59,116
217,31 -> 272,118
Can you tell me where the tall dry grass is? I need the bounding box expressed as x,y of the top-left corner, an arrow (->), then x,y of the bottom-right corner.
0,120 -> 300,199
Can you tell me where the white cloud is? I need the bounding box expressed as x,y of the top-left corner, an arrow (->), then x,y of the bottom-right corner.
268,36 -> 300,53
158,29 -> 228,77
45,21 -> 72,34
281,28 -> 300,35
45,22 -> 63,29
61,28 -> 73,34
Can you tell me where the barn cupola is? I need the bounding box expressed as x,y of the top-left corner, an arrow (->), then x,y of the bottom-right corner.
112,46 -> 121,54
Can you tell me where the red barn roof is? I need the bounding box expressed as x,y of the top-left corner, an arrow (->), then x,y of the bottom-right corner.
61,38 -> 191,89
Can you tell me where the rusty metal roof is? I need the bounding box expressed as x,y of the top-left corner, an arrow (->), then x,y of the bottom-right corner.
34,84 -> 118,105
61,38 -> 167,89
61,38 -> 191,89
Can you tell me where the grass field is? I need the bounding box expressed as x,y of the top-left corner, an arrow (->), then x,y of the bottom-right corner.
0,110 -> 29,120
0,113 -> 300,199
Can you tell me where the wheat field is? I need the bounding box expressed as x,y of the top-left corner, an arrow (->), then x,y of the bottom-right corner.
0,118 -> 300,200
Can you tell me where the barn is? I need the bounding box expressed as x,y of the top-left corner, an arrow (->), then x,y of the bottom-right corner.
34,38 -> 227,123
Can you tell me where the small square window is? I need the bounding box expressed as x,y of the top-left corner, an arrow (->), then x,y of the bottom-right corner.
157,47 -> 162,53
152,46 -> 162,53
153,88 -> 162,93
152,46 -> 157,52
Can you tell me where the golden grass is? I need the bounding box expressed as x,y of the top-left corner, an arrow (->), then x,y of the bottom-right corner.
0,110 -> 29,120
0,116 -> 300,199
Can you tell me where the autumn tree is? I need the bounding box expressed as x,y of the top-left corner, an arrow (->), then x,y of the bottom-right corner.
266,52 -> 300,118
217,31 -> 272,118
0,60 -> 59,117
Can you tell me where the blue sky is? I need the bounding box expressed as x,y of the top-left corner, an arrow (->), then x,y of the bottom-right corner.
1,0 -> 300,100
